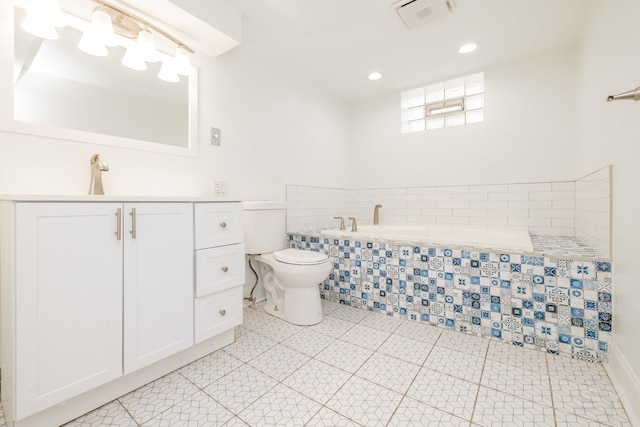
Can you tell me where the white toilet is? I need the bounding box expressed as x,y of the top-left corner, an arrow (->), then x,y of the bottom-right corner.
243,201 -> 331,325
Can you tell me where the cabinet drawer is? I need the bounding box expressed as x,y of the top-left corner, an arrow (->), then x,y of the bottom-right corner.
194,203 -> 243,249
195,244 -> 245,297
195,286 -> 243,343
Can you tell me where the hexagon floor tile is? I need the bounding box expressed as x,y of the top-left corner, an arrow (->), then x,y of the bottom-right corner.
388,397 -> 471,427
6,305 -> 632,427
62,401 -> 137,427
238,383 -> 321,427
326,376 -> 403,427
204,364 -> 278,413
406,368 -> 479,420
119,372 -> 201,424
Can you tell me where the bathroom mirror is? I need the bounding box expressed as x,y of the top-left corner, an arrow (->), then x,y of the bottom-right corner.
1,6 -> 198,156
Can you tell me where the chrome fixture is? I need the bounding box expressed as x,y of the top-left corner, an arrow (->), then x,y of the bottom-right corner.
333,216 -> 346,230
373,204 -> 383,225
88,153 -> 109,195
18,0 -> 194,83
607,85 -> 640,102
348,217 -> 358,232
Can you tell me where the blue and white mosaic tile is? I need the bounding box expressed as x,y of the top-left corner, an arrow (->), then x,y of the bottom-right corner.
288,233 -> 613,363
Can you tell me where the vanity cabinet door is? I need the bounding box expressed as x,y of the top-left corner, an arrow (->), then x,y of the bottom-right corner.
123,203 -> 194,374
15,203 -> 123,419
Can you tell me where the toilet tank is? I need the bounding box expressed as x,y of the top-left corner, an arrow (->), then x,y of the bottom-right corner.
243,201 -> 287,254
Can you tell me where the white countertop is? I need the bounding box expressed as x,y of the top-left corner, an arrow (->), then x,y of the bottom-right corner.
0,194 -> 242,202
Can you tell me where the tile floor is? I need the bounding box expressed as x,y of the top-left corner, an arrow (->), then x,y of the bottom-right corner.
0,300 -> 633,426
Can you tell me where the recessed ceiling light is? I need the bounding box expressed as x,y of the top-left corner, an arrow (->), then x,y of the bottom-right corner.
458,42 -> 478,54
368,72 -> 383,81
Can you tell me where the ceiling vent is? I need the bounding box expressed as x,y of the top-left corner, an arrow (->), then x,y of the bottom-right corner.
391,0 -> 456,29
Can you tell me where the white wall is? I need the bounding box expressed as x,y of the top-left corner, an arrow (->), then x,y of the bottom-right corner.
577,1 -> 640,421
348,46 -> 579,188
0,40 -> 351,200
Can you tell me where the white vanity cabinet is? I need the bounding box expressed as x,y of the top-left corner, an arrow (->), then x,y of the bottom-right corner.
0,198 -> 244,427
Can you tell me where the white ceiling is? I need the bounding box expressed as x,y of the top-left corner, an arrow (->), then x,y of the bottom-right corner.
230,0 -> 586,102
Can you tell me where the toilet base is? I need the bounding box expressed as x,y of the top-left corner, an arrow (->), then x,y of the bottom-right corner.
263,286 -> 323,326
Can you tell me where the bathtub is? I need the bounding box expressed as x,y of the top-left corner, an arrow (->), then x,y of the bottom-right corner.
320,224 -> 534,252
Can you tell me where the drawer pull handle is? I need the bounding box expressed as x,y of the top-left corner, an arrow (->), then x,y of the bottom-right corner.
219,309 -> 226,316
220,222 -> 227,228
221,266 -> 229,273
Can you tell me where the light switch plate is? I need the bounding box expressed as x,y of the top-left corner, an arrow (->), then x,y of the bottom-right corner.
211,127 -> 221,145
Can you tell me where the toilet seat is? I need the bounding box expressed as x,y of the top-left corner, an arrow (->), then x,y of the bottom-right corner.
273,249 -> 328,265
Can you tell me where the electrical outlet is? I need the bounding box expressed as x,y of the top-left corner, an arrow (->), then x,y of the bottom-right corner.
211,127 -> 221,145
214,180 -> 228,196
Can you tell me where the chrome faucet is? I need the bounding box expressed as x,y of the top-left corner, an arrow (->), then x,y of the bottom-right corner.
373,204 -> 383,225
333,216 -> 346,230
348,217 -> 358,232
88,153 -> 109,195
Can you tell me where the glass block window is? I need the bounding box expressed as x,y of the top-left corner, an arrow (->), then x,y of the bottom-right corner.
401,72 -> 484,134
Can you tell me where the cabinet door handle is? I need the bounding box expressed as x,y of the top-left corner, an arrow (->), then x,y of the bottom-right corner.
221,266 -> 229,273
219,221 -> 227,228
130,208 -> 137,239
219,309 -> 226,316
115,208 -> 122,241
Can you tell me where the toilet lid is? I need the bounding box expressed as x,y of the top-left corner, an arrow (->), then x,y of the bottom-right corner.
273,249 -> 328,265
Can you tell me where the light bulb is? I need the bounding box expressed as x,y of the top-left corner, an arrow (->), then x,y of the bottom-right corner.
121,44 -> 147,71
174,46 -> 192,76
158,59 -> 180,83
368,72 -> 383,81
21,0 -> 65,40
137,29 -> 159,63
91,8 -> 117,47
78,30 -> 108,56
21,12 -> 59,40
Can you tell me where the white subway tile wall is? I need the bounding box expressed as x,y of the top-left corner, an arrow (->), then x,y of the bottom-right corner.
287,182 -> 577,236
286,168 -> 611,254
286,186 -> 351,232
575,166 -> 611,258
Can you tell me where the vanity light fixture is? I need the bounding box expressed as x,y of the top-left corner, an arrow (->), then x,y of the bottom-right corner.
18,0 -> 195,82
458,42 -> 478,54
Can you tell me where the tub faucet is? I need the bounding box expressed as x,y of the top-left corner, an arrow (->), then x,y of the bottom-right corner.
88,153 -> 109,195
333,216 -> 346,230
373,204 -> 383,225
348,217 -> 358,232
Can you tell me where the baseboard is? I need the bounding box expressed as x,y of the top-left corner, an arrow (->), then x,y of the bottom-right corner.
605,342 -> 640,426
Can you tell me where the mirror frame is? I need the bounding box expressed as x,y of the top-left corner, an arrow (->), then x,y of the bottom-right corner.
0,2 -> 198,157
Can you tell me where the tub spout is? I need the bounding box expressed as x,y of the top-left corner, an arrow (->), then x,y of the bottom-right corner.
333,216 -> 346,230
373,204 -> 382,225
348,217 -> 358,232
607,85 -> 640,102
88,153 -> 109,195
